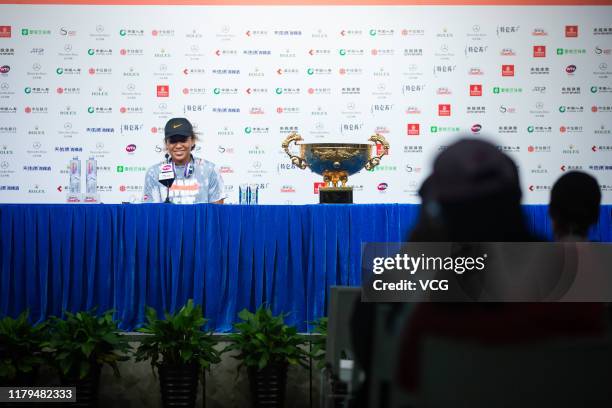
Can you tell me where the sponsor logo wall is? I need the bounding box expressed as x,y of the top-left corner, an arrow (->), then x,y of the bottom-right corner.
0,5 -> 611,204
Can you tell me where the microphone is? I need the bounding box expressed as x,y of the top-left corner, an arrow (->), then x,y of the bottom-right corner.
158,159 -> 175,203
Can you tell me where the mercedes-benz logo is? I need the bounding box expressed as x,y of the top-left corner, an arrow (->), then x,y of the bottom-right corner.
1,161 -> 9,170
473,25 -> 480,33
64,122 -> 72,130
221,25 -> 230,34
32,142 -> 41,149
600,62 -> 608,71
32,63 -> 41,71
158,103 -> 167,110
408,64 -> 418,72
536,102 -> 544,110
347,102 -> 355,110
0,82 -> 8,90
64,44 -> 72,52
377,83 -> 386,92
190,45 -> 199,53
252,161 -> 262,169
316,122 -> 324,130
440,44 -> 449,53
127,83 -> 136,91
159,64 -> 167,72
96,142 -> 104,150
96,25 -> 104,33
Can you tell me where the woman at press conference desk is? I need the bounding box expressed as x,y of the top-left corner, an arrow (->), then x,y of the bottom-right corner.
142,117 -> 225,204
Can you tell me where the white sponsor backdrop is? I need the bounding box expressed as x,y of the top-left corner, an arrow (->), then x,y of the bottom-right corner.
0,5 -> 611,204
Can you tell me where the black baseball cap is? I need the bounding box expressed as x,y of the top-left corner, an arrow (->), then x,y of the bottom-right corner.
164,117 -> 193,141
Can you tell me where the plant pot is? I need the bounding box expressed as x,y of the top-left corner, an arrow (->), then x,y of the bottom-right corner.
158,363 -> 200,408
0,368 -> 38,387
247,362 -> 288,408
60,364 -> 101,408
0,369 -> 40,408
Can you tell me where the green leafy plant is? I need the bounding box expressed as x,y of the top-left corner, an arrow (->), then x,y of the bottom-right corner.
0,310 -> 46,381
310,317 -> 327,370
224,305 -> 309,372
134,299 -> 221,373
44,310 -> 130,380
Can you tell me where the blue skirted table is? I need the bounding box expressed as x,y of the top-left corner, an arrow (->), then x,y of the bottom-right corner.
1,204 -> 610,331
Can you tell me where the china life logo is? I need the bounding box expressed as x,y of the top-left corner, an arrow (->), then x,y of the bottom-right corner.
0,26 -> 11,38
157,85 -> 169,97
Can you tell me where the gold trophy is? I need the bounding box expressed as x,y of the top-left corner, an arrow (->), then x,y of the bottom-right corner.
282,132 -> 390,203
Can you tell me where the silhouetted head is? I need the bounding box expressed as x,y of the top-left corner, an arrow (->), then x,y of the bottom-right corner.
549,171 -> 601,240
420,138 -> 529,241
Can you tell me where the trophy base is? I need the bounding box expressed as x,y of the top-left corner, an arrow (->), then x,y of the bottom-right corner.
319,187 -> 353,204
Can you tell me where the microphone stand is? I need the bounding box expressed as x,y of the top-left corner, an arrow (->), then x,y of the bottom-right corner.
162,153 -> 174,204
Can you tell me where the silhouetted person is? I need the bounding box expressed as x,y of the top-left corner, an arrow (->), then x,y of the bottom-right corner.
394,139 -> 607,402
549,171 -> 601,241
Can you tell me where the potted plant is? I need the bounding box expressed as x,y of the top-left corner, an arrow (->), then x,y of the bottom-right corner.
224,306 -> 309,408
0,310 -> 46,386
44,309 -> 129,407
134,299 -> 221,408
310,317 -> 348,407
310,317 -> 327,370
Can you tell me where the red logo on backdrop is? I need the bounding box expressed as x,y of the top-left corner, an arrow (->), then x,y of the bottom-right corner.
377,183 -> 388,191
566,65 -> 577,74
438,104 -> 451,116
469,84 -> 482,96
277,107 -> 284,113
156,85 -> 169,97
560,126 -> 567,133
126,144 -> 136,153
502,65 -> 515,76
339,68 -> 346,75
151,127 -> 158,133
24,106 -> 31,113
88,68 -> 95,75
182,88 -> 189,94
592,106 -> 598,112
151,30 -> 158,36
0,26 -> 11,38
120,107 -> 126,113
407,123 -> 420,135
533,45 -> 546,57
471,124 -> 482,133
313,182 -> 327,194
119,185 -> 126,192
376,144 -> 387,155
56,87 -> 64,94
565,25 -> 578,37
0,65 -> 9,73
120,49 -> 127,56
308,88 -> 314,94
528,146 -> 535,152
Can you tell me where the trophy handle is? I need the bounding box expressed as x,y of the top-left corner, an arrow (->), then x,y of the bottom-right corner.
282,132 -> 308,169
365,133 -> 390,170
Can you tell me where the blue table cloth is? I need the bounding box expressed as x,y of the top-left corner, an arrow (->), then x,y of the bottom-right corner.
1,204 -> 610,331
